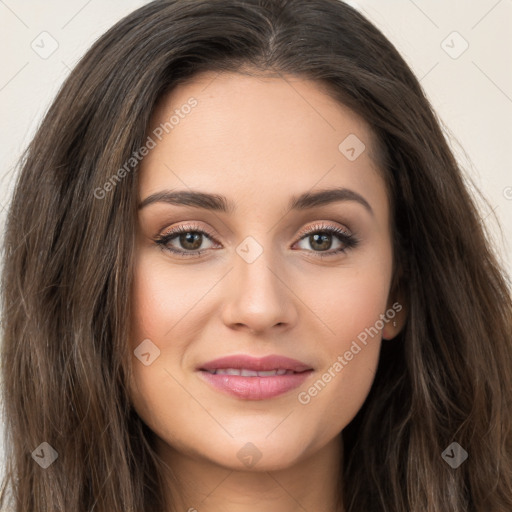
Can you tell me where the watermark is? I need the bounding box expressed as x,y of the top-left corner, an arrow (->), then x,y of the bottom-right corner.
237,442 -> 262,468
441,442 -> 468,468
338,133 -> 366,161
236,235 -> 264,263
93,97 -> 198,199
31,31 -> 59,59
31,442 -> 59,469
503,186 -> 512,200
134,338 -> 161,366
298,301 -> 402,405
440,31 -> 469,60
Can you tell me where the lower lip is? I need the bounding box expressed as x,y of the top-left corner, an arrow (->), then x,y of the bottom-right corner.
198,370 -> 313,400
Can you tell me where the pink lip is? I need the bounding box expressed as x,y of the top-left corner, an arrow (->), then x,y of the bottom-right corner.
197,354 -> 314,400
199,354 -> 313,372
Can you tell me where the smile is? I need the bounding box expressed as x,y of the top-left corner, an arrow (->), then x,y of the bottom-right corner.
203,368 -> 298,376
197,354 -> 314,400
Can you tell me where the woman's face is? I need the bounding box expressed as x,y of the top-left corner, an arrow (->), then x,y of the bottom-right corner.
129,71 -> 397,471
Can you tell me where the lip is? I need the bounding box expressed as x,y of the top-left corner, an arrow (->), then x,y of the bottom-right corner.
197,354 -> 314,400
199,354 -> 313,373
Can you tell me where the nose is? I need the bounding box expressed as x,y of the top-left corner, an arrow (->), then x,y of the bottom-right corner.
220,244 -> 299,335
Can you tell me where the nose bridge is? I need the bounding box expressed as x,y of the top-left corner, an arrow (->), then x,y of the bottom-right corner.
221,233 -> 297,332
235,233 -> 284,300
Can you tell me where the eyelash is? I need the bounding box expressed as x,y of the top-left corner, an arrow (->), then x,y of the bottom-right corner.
154,222 -> 359,259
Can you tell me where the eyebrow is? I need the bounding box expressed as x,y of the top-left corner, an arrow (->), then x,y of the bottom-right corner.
138,187 -> 373,216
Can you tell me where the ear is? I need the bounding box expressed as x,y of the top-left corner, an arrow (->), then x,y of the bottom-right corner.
382,293 -> 407,340
382,270 -> 407,341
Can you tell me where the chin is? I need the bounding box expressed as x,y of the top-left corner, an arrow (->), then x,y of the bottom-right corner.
197,432 -> 313,472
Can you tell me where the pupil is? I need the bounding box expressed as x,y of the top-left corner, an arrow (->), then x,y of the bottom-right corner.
181,232 -> 202,250
311,233 -> 331,251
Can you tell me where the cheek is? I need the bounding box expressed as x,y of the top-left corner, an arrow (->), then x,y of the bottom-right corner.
128,255 -> 194,435
329,272 -> 389,344
129,251 -> 211,349
128,250 -> 225,422
293,256 -> 392,430
128,255 -> 185,395
294,253 -> 391,348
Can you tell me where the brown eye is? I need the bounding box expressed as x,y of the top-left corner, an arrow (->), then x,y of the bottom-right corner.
177,231 -> 203,251
155,224 -> 219,257
307,232 -> 335,251
294,223 -> 359,257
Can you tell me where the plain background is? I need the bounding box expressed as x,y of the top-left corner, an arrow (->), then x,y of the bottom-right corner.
0,0 -> 511,482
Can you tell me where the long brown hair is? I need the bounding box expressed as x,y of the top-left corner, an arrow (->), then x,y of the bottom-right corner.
1,1 -> 511,510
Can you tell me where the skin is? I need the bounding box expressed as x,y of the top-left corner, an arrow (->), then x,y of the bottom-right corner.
129,70 -> 404,512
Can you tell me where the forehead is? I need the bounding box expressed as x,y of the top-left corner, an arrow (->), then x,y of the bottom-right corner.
139,71 -> 388,216
148,70 -> 380,159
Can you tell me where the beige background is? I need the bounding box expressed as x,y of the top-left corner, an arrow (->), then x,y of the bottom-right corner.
0,0 -> 511,479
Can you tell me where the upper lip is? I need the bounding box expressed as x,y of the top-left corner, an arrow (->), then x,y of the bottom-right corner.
198,354 -> 313,373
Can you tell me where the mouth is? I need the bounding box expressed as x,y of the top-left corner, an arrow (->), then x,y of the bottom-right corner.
198,354 -> 313,373
197,354 -> 314,400
202,368 -> 303,376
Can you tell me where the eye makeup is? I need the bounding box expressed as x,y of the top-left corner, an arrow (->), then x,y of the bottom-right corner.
153,220 -> 360,259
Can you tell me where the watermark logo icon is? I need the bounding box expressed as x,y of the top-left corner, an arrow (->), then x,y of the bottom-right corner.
31,32 -> 59,59
441,31 -> 469,59
236,236 -> 263,264
32,442 -> 58,469
134,338 -> 161,366
237,442 -> 262,468
441,442 -> 468,468
338,134 -> 366,161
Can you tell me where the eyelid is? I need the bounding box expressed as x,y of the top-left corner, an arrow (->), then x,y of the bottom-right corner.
159,221 -> 218,241
158,220 -> 352,242
155,220 -> 357,257
153,222 -> 220,258
296,221 -> 352,239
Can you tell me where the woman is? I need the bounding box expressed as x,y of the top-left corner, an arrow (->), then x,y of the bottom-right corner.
1,0 -> 511,510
